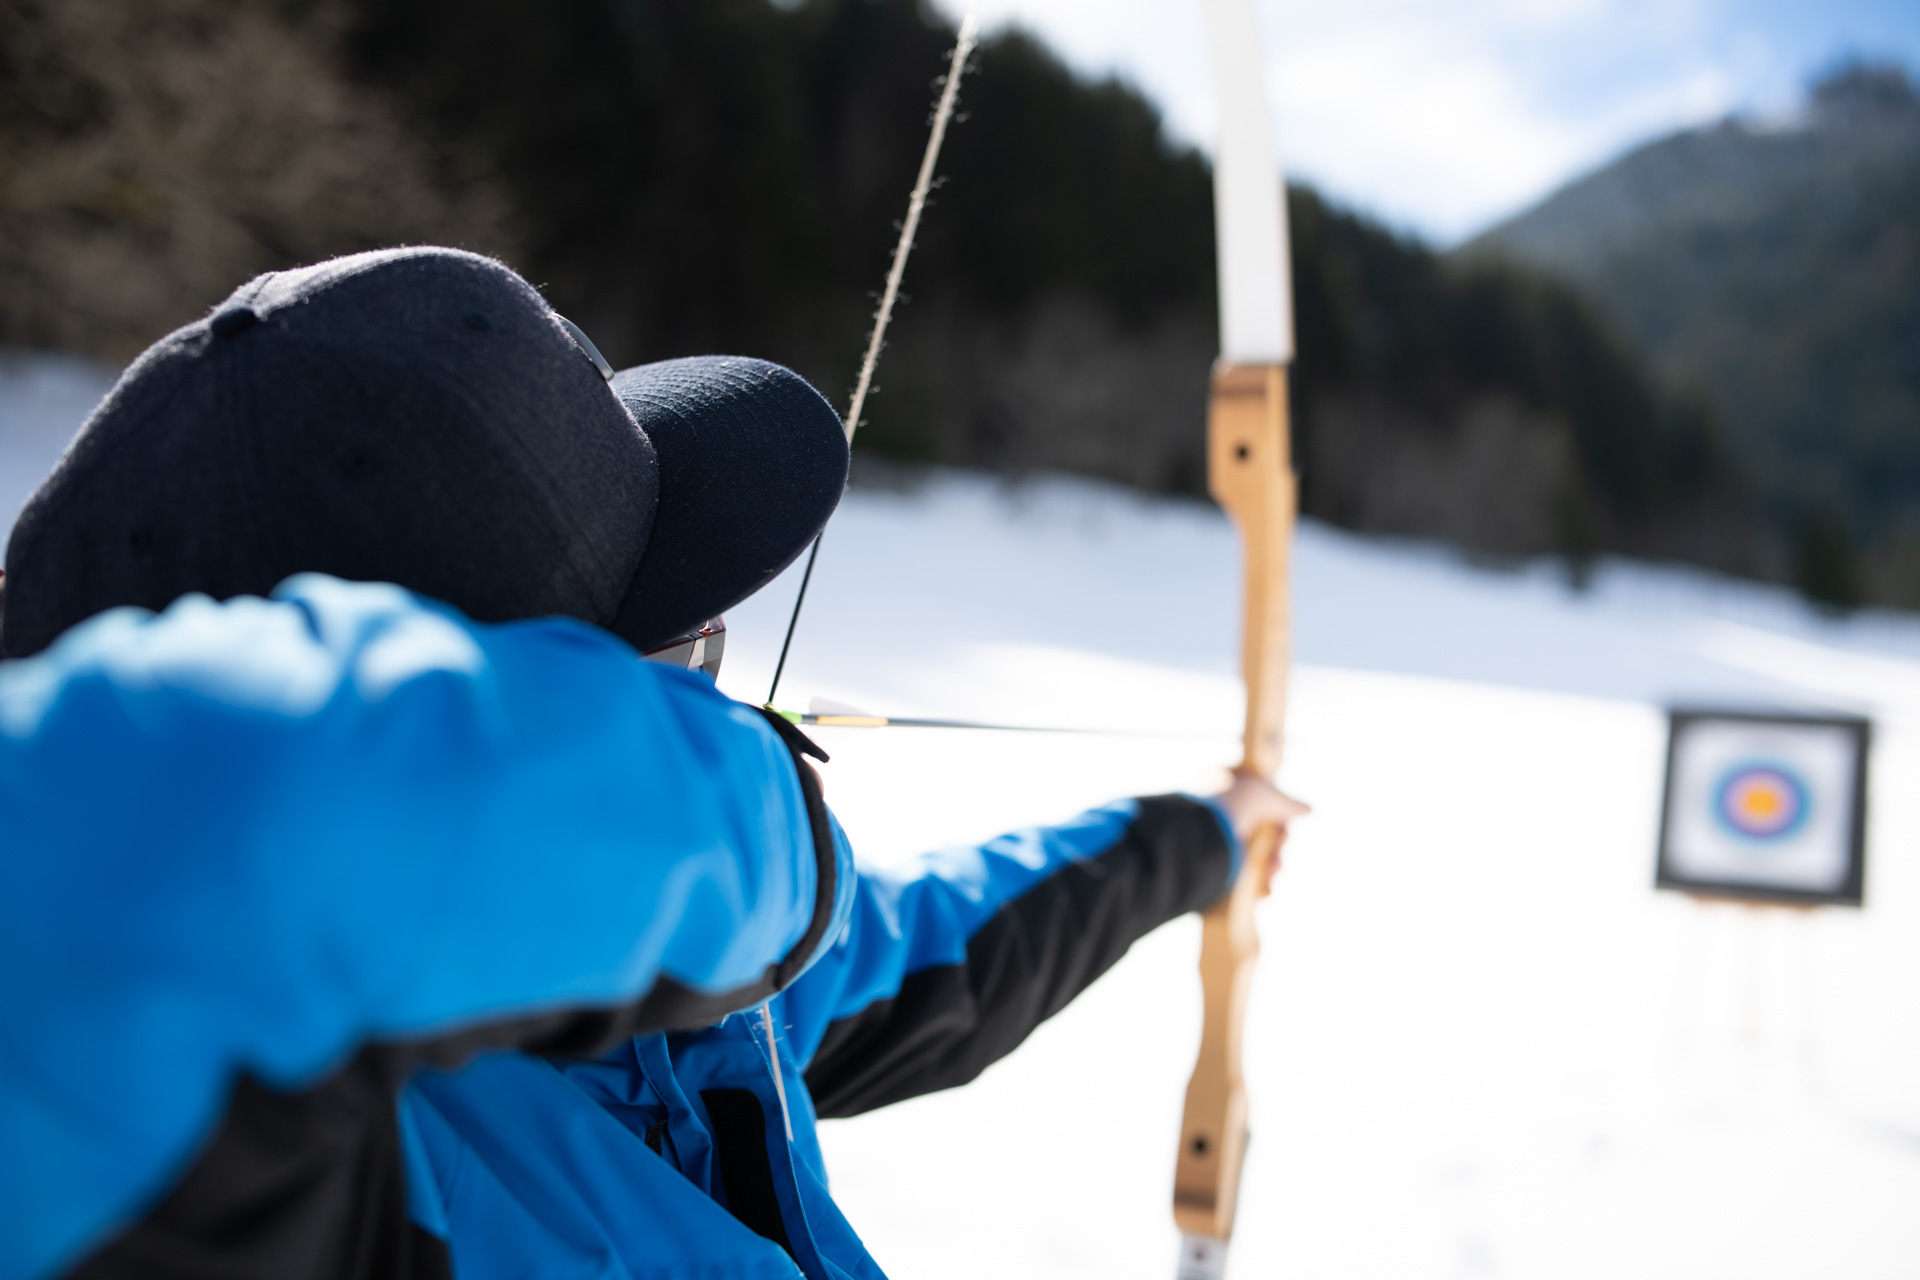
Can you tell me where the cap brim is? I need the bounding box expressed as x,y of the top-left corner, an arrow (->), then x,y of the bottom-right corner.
607,357 -> 849,653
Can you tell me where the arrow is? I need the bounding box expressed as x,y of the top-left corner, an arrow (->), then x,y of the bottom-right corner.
774,698 -> 1225,738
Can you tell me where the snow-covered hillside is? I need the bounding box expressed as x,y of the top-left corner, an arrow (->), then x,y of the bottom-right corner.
6,352 -> 1918,1278
0,352 -> 115,534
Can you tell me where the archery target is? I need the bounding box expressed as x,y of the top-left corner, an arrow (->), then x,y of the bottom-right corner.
1658,712 -> 1868,905
1715,764 -> 1807,839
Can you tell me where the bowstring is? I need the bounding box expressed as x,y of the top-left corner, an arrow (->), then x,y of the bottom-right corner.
766,13 -> 979,707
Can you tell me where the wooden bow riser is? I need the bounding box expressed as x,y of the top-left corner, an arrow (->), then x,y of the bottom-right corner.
1172,360 -> 1294,1241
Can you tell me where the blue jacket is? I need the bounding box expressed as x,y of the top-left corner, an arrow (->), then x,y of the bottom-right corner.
0,577 -> 1237,1280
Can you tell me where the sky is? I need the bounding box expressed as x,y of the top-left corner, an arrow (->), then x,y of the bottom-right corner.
927,0 -> 1920,245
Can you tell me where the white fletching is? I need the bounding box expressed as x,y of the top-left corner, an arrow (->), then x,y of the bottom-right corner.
1200,0 -> 1292,364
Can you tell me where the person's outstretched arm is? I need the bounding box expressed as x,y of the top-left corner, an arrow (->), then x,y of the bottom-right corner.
782,779 -> 1302,1119
0,574 -> 847,1280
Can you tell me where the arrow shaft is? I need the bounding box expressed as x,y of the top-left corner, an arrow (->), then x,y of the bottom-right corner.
788,712 -> 1221,739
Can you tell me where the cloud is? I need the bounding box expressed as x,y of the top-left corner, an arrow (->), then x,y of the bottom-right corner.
929,0 -> 1915,243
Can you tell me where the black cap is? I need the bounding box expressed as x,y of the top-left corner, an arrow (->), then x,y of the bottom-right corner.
0,247 -> 848,658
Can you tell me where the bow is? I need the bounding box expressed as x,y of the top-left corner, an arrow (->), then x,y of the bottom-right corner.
1172,2 -> 1295,1277
757,16 -> 1294,1269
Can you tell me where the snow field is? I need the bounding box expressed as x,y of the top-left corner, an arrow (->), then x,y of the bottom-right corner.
717,472 -> 1920,1280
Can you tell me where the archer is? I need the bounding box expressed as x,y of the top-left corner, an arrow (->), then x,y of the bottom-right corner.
0,246 -> 1307,1280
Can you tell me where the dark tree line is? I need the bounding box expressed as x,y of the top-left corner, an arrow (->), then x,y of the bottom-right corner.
336,0 -> 1746,574
3,0 -> 1758,584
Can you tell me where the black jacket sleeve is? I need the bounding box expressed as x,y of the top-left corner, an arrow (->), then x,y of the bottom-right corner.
802,794 -> 1234,1118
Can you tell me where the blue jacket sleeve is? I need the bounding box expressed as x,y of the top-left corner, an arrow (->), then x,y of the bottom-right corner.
781,794 -> 1237,1118
0,574 -> 848,1280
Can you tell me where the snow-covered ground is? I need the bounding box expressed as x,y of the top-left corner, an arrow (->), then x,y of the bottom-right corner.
721,472 -> 1920,1280
0,352 -> 116,534
7,352 -> 1919,1278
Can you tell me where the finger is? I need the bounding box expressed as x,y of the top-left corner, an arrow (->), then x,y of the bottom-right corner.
1228,769 -> 1309,806
1233,780 -> 1310,827
1266,825 -> 1288,876
1264,791 -> 1310,821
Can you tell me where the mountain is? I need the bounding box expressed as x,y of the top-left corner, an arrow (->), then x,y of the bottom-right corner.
1469,63 -> 1920,608
1287,190 -> 1742,576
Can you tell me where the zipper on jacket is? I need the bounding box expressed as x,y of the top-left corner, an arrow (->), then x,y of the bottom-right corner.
759,1004 -> 795,1141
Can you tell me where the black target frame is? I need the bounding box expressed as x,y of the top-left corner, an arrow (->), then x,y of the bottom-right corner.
1655,708 -> 1871,908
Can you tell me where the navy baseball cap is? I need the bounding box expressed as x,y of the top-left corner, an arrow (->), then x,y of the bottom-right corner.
0,247 -> 849,659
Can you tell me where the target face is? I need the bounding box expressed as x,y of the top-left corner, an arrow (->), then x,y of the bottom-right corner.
1715,764 -> 1809,840
1658,712 -> 1868,906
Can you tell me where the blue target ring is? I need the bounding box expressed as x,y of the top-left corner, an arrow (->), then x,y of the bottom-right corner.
1713,762 -> 1810,841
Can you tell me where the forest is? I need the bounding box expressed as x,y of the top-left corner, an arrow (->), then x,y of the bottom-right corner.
1474,63 -> 1920,608
1,0 -> 1765,590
